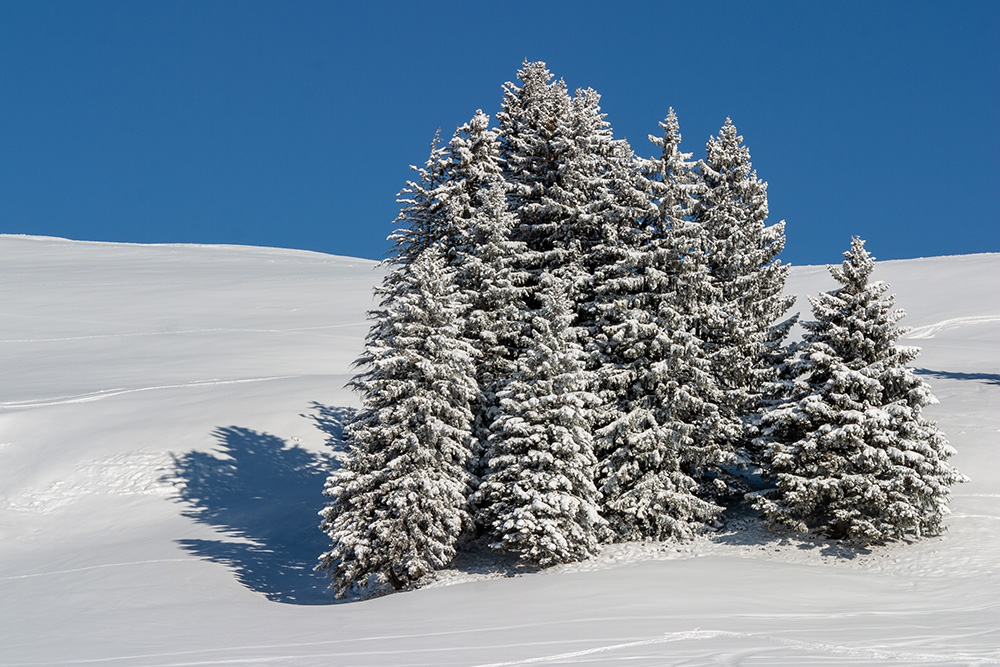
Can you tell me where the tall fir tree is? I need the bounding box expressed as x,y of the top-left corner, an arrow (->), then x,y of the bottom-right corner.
589,110 -> 736,540
474,274 -> 604,566
497,60 -> 577,264
484,61 -> 648,548
453,178 -> 533,468
750,237 -> 967,543
694,118 -> 796,469
379,109 -> 530,468
433,110 -> 507,265
317,248 -> 479,596
497,60 -> 646,297
391,110 -> 507,275
590,246 -> 732,539
434,111 -> 532,463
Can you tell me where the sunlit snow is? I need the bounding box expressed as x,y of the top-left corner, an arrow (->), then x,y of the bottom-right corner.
1,235 -> 997,665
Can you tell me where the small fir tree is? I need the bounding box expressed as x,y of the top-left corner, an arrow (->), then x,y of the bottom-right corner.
475,274 -> 604,566
317,248 -> 479,596
750,237 -> 967,543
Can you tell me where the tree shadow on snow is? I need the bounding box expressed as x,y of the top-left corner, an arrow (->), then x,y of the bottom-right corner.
710,504 -> 873,560
914,368 -> 1000,387
169,404 -> 354,605
442,537 -> 540,581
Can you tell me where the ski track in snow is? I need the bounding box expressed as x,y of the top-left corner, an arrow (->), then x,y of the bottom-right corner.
0,376 -> 298,409
0,322 -> 367,344
6,626 -> 996,667
0,628 -> 608,667
471,630 -> 1000,667
905,316 -> 1000,339
0,559 -> 198,582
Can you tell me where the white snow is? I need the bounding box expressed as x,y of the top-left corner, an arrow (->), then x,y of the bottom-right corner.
1,235 -> 997,666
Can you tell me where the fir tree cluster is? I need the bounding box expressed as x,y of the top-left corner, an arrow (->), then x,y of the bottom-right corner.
317,62 -> 966,597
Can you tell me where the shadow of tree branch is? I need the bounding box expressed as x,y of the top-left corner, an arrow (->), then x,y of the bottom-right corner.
914,368 -> 1000,387
708,504 -> 874,559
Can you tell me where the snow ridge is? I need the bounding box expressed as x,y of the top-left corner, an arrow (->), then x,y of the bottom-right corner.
905,315 -> 1000,339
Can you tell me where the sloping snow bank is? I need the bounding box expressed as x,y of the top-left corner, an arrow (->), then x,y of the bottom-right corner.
1,236 -> 997,666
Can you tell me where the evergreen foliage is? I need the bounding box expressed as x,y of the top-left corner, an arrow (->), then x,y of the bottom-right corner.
487,60 -> 647,551
454,177 -> 529,466
317,249 -> 479,597
436,113 -> 531,464
590,247 -> 730,539
387,132 -> 449,267
497,61 -> 646,293
475,275 -> 604,566
694,119 -> 796,466
319,62 -> 963,596
642,109 -> 702,234
497,61 -> 579,263
434,110 -> 508,267
750,238 -> 967,543
383,109 -> 529,467
589,110 -> 733,540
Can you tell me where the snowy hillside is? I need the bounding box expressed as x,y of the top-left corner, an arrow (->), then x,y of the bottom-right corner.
1,235 -> 997,666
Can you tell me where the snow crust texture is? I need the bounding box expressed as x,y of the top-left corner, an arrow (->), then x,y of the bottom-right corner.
0,235 -> 997,665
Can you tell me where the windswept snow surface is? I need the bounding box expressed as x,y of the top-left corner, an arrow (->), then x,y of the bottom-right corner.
1,236 -> 997,666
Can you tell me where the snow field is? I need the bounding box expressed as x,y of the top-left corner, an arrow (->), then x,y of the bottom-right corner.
0,235 -> 997,665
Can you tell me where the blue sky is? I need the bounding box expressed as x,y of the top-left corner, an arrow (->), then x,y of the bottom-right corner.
1,1 -> 997,265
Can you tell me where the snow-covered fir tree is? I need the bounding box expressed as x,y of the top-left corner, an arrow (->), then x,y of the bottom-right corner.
474,274 -> 604,566
497,60 -> 646,299
390,110 -> 508,277
453,179 -> 532,468
379,110 -> 531,468
433,112 -> 533,464
693,118 -> 796,469
496,59 -> 650,466
588,110 -> 736,540
497,60 -> 578,265
642,109 -> 702,235
749,237 -> 967,543
590,244 -> 732,539
387,132 -> 450,268
433,110 -> 507,264
317,248 -> 479,596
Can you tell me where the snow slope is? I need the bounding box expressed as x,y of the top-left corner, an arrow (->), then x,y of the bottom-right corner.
1,235 -> 997,666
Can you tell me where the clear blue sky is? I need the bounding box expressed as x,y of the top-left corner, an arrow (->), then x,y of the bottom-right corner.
1,1 -> 997,265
